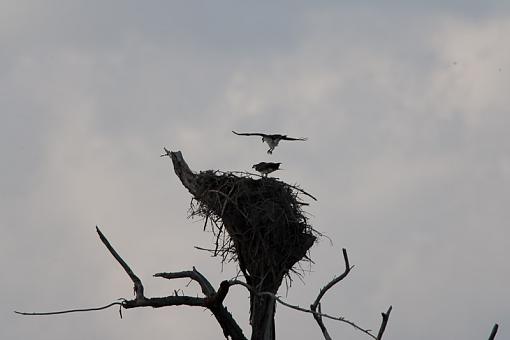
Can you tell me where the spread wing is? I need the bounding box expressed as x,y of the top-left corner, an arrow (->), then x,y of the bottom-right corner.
232,131 -> 267,137
280,135 -> 308,141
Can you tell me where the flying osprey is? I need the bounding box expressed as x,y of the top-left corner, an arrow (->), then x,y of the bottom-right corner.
232,131 -> 307,154
252,162 -> 281,177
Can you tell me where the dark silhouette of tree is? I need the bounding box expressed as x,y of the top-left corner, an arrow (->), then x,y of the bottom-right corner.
16,149 -> 500,340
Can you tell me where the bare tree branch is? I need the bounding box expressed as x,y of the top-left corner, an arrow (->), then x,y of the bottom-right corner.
155,267 -> 215,297
376,306 -> 392,340
122,296 -> 205,309
96,227 -> 247,340
18,226 -> 247,340
227,279 -> 375,339
488,323 -> 499,340
315,303 -> 332,340
14,302 -> 123,316
310,248 -> 354,339
16,148 -> 500,340
311,248 -> 352,309
274,293 -> 374,338
165,149 -> 199,195
96,226 -> 144,299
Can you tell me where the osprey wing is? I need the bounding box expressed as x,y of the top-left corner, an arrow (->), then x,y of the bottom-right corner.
232,131 -> 267,137
280,135 -> 308,141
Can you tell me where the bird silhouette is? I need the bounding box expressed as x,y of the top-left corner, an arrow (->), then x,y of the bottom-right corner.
252,162 -> 281,177
232,131 -> 307,154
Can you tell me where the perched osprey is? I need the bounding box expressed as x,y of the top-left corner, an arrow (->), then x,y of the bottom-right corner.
252,162 -> 281,177
232,131 -> 307,154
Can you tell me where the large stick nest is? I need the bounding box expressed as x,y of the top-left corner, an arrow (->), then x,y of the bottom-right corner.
169,151 -> 318,291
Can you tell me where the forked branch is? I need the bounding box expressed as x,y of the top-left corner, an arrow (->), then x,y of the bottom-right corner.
309,248 -> 353,339
97,226 -> 246,340
309,248 -> 392,340
225,275 -> 376,339
16,227 -> 247,340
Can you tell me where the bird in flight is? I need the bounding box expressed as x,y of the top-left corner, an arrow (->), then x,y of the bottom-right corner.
252,162 -> 281,177
232,131 -> 307,154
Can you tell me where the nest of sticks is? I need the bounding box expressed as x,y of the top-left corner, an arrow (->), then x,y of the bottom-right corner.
189,170 -> 318,291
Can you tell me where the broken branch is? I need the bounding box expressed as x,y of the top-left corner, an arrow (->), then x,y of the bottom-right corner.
488,323 -> 499,340
375,306 -> 392,340
96,226 -> 144,299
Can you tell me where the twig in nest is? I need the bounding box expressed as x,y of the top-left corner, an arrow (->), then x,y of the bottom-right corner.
181,167 -> 319,287
215,169 -> 318,201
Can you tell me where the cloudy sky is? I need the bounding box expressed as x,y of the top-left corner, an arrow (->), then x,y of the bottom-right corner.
2,1 -> 509,339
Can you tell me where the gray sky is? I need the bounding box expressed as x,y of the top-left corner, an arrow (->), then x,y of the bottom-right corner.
2,1 -> 509,339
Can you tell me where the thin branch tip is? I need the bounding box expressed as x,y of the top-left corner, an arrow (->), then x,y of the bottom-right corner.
342,248 -> 350,268
375,305 -> 392,340
14,302 -> 123,316
160,147 -> 172,157
489,323 -> 499,340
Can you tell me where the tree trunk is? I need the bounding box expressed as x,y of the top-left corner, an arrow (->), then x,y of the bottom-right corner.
169,151 -> 313,340
250,293 -> 276,340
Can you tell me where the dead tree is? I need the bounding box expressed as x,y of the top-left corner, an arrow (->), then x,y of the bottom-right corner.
169,150 -> 316,340
16,149 -> 499,340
